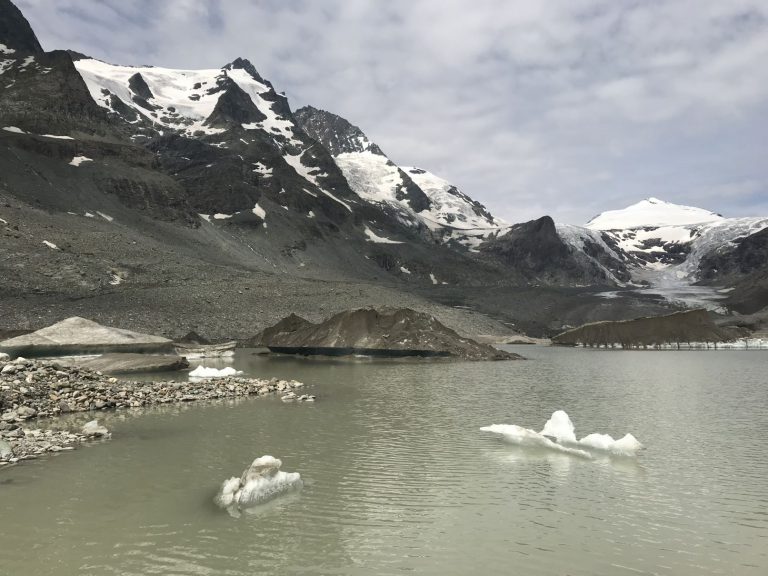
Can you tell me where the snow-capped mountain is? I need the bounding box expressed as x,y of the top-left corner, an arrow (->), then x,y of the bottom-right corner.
295,106 -> 506,249
557,197 -> 768,287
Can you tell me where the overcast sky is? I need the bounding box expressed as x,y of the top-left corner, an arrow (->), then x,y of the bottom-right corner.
16,0 -> 768,224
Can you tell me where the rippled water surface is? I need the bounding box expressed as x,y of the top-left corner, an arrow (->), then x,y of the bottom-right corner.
2,347 -> 768,575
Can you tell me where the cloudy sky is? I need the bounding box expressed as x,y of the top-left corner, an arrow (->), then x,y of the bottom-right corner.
16,0 -> 768,224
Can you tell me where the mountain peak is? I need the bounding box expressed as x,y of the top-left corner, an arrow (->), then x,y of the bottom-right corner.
0,0 -> 44,55
586,198 -> 724,230
224,57 -> 267,84
295,106 -> 382,156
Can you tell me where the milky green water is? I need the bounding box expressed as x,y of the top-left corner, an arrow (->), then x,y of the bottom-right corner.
1,347 -> 767,575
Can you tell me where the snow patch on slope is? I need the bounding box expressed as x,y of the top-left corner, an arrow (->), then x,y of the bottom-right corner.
364,226 -> 402,244
69,155 -> 92,167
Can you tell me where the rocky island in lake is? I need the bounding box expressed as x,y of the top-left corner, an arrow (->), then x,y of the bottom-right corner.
248,307 -> 521,360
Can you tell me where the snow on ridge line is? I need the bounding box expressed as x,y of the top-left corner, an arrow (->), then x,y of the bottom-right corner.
42,240 -> 59,250
3,126 -> 75,140
586,197 -> 723,230
0,43 -> 16,55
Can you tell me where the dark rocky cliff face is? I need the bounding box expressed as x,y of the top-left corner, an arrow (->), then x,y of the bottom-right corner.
480,216 -> 622,285
0,0 -> 43,54
295,105 -> 432,213
699,227 -> 768,281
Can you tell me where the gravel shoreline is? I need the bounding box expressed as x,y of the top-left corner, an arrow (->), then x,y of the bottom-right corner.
0,357 -> 311,467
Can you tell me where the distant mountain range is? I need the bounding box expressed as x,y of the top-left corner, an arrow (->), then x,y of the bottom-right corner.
1,0 -> 766,336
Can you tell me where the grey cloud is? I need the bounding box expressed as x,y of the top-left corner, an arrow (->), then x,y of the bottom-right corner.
15,0 -> 768,224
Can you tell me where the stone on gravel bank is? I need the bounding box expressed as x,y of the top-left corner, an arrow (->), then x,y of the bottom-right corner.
0,358 -> 310,468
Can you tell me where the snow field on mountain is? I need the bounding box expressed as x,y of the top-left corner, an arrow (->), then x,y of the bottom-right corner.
75,59 -> 227,135
335,151 -> 406,205
228,68 -> 300,146
587,197 -> 723,230
404,167 -> 503,231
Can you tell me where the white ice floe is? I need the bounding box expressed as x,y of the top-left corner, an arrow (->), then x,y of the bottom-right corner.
42,240 -> 59,250
69,155 -> 92,167
481,410 -> 643,458
188,366 -> 242,379
215,455 -> 303,515
364,226 -> 402,244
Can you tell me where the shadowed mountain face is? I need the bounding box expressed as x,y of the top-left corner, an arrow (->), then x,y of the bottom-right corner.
0,0 -> 42,54
479,216 -> 626,285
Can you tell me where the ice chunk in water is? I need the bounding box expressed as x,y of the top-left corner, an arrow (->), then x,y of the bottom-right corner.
482,410 -> 644,458
215,455 -> 303,514
189,366 -> 242,379
540,410 -> 577,443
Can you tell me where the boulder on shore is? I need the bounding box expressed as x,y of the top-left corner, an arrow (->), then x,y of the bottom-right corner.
552,309 -> 743,348
0,317 -> 174,357
248,308 -> 521,361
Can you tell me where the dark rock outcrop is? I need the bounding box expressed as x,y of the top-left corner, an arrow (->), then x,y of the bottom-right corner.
251,308 -> 520,360
699,227 -> 768,281
0,0 -> 43,54
481,216 -> 620,285
552,309 -> 741,348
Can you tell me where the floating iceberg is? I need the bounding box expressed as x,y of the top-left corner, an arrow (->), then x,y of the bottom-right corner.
188,365 -> 242,379
481,410 -> 643,458
215,455 -> 303,514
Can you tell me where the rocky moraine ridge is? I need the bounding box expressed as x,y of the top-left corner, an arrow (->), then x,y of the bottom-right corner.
0,355 -> 312,467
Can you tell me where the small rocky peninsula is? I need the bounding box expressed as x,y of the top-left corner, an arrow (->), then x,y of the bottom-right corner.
0,356 -> 310,467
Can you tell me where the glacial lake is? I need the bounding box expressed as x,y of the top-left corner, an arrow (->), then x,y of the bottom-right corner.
1,346 -> 767,575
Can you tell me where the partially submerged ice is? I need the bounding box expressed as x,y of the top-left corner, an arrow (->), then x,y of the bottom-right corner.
215,456 -> 303,514
189,366 -> 242,379
481,410 -> 643,458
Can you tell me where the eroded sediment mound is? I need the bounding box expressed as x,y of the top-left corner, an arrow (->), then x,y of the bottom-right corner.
250,308 -> 520,360
552,309 -> 740,348
0,317 -> 174,357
